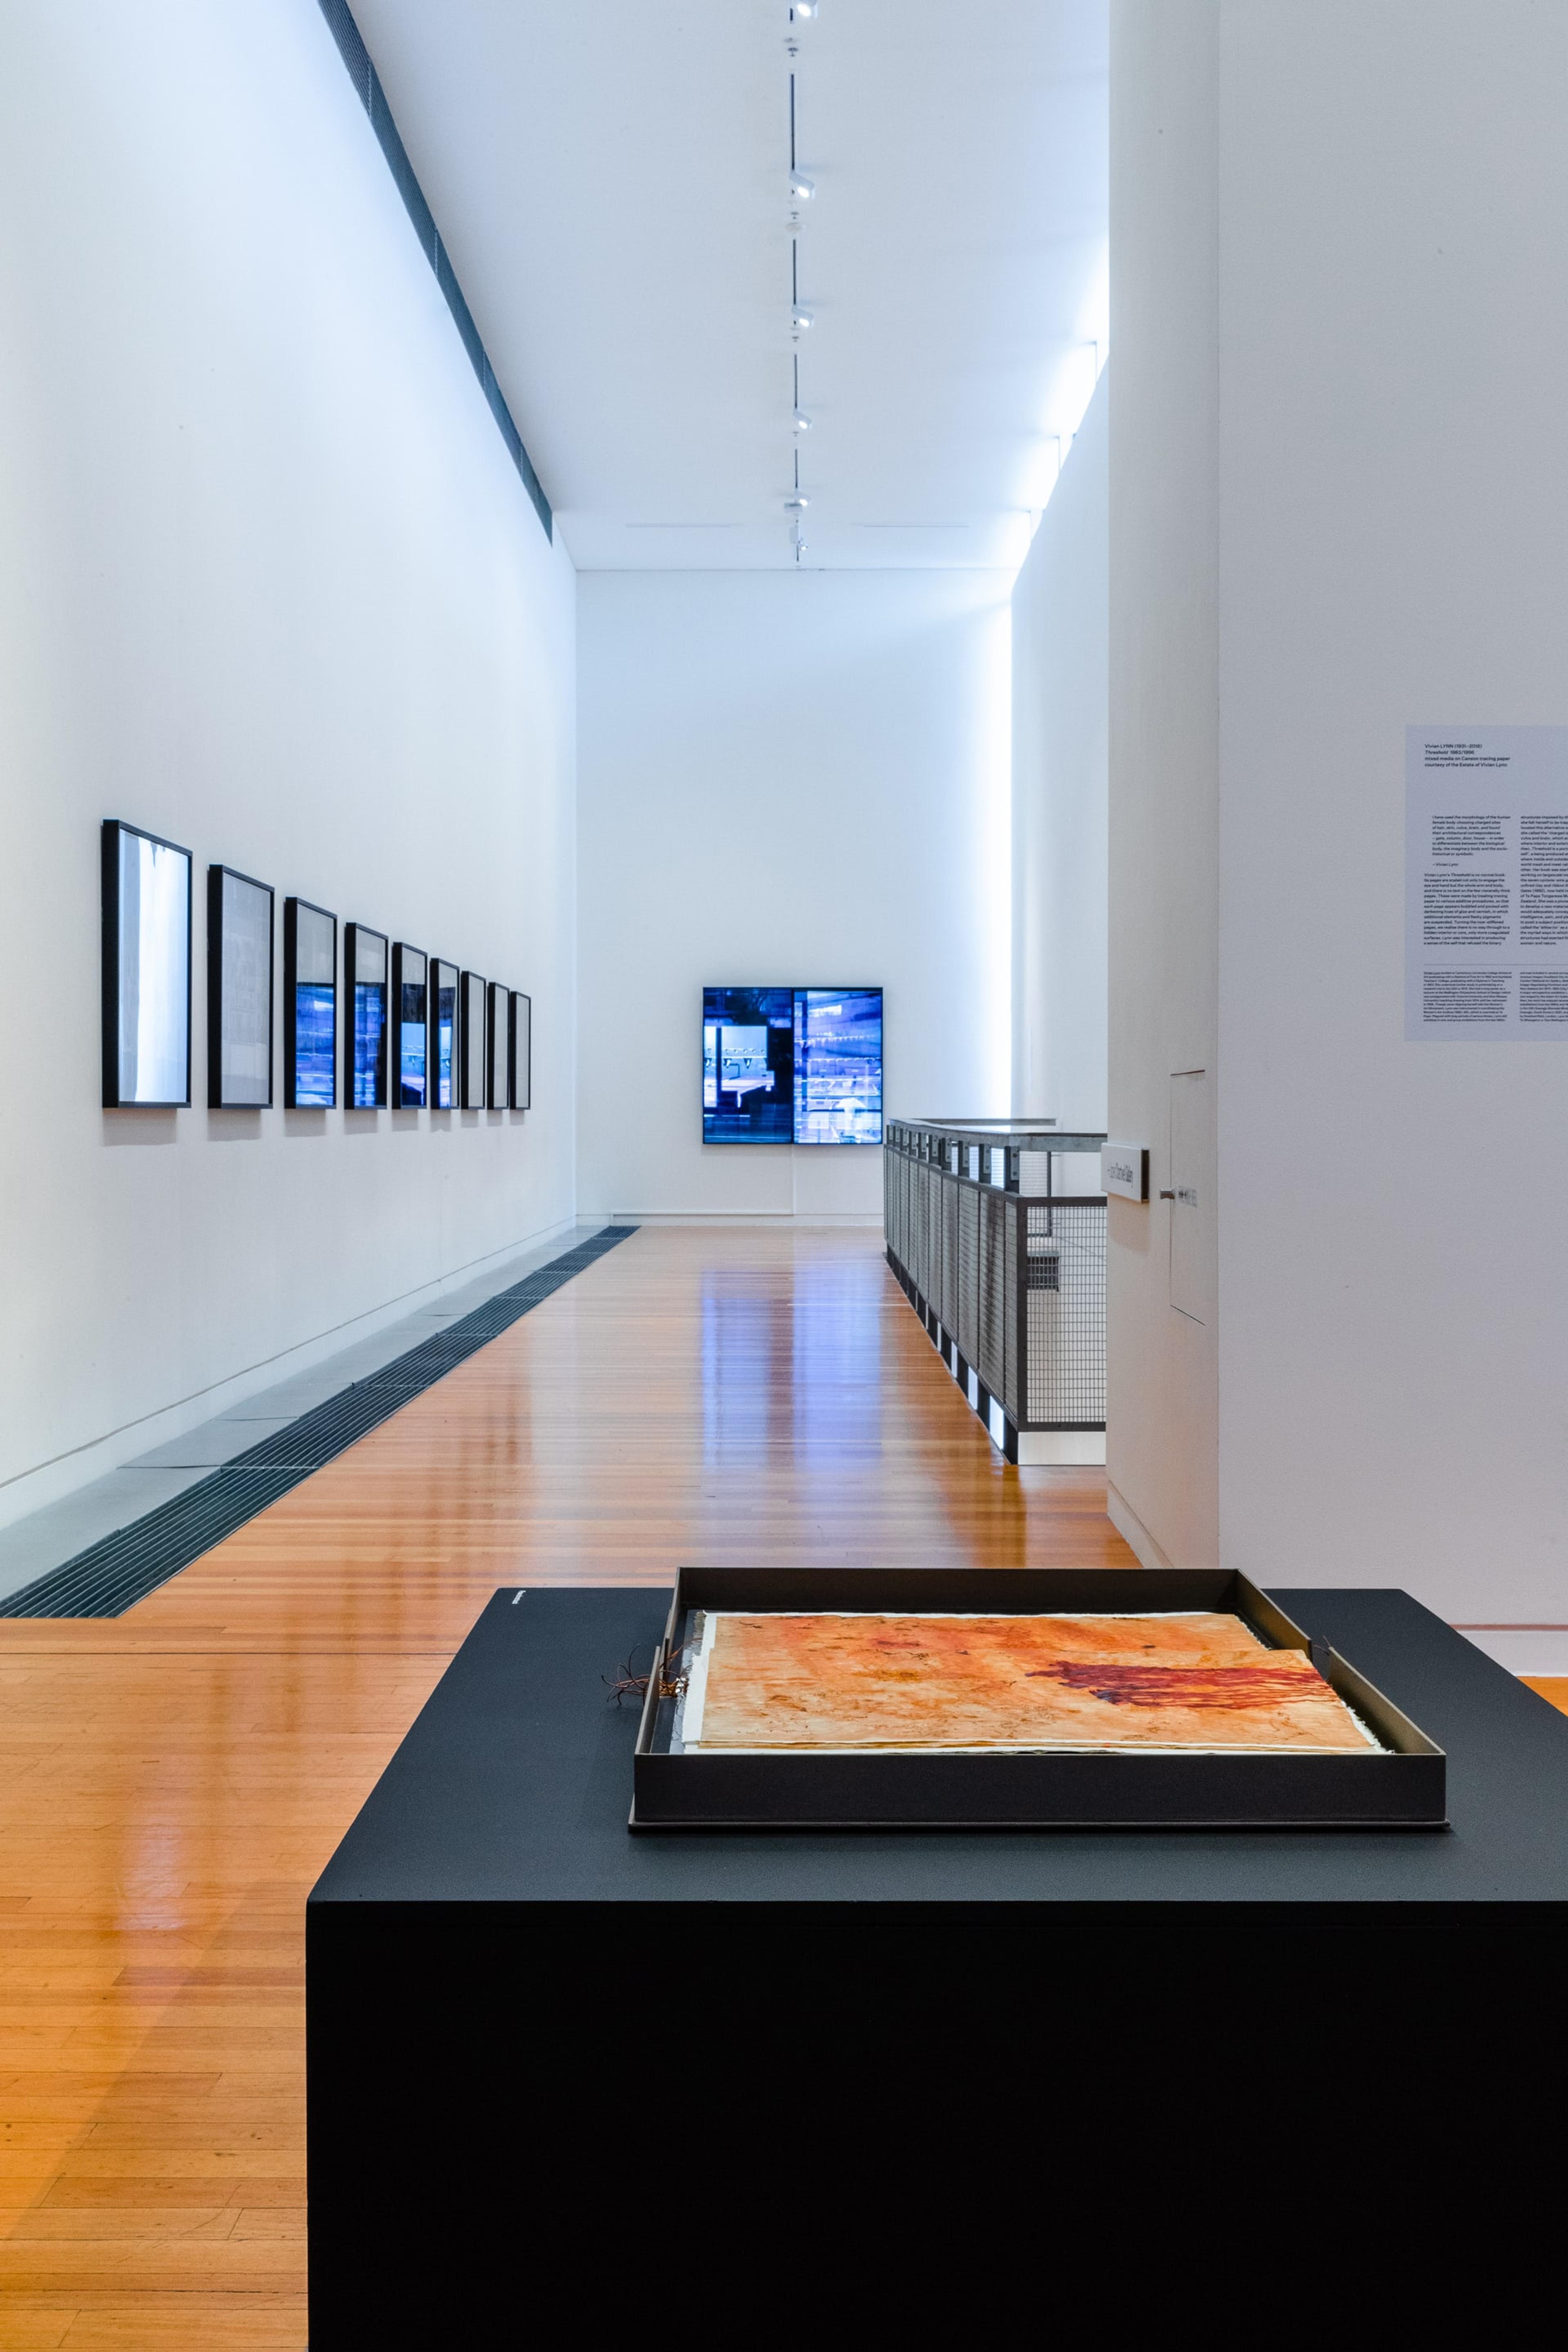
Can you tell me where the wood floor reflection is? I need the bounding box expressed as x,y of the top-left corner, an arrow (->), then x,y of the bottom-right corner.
0,1224 -> 1133,2345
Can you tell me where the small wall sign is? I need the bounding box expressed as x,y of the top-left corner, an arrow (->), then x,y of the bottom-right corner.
1100,1143 -> 1149,1202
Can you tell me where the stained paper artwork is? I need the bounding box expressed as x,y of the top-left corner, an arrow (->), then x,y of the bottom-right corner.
677,1613 -> 1379,1756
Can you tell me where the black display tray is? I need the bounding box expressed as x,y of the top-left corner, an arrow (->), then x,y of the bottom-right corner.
630,1567 -> 1446,1829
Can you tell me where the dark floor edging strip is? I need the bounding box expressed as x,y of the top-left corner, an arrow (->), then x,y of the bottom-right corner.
2,1226 -> 637,1621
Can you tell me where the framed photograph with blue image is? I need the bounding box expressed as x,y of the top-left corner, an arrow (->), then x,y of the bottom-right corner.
343,923 -> 388,1109
432,960 -> 459,1109
390,944 -> 427,1108
283,898 -> 336,1108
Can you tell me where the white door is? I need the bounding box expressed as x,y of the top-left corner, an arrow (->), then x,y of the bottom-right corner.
1168,1068 -> 1215,1325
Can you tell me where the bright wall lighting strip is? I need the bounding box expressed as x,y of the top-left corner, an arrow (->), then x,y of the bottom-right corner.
317,0 -> 552,539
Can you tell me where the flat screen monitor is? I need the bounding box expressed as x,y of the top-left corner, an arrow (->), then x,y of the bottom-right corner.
510,991 -> 531,1110
207,865 -> 274,1108
391,944 -> 427,1107
344,922 -> 388,1108
793,987 -> 884,1145
101,819 -> 192,1107
432,960 -> 459,1109
703,985 -> 882,1144
486,982 -> 509,1109
284,898 -> 336,1107
461,971 -> 487,1107
702,987 -> 795,1144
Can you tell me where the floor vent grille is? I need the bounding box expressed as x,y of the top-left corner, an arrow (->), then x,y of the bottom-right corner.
2,1226 -> 637,1620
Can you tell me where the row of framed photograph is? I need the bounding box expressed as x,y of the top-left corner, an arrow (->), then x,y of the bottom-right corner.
101,819 -> 532,1113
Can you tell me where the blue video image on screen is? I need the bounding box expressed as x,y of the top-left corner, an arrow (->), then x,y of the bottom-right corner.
435,971 -> 457,1109
294,985 -> 335,1107
703,985 -> 883,1143
399,983 -> 427,1105
702,987 -> 795,1144
353,984 -> 383,1107
794,989 -> 883,1144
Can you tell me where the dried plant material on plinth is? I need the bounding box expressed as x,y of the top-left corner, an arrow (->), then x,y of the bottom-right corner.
677,1612 -> 1381,1756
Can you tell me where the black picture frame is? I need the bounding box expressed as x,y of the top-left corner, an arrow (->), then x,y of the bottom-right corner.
343,922 -> 388,1109
390,943 -> 428,1109
283,898 -> 337,1109
431,960 -> 459,1110
101,818 -> 193,1109
460,972 -> 487,1107
509,991 -> 531,1111
486,982 -> 508,1109
207,865 -> 274,1109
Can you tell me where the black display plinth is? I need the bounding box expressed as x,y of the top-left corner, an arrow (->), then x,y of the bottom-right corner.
307,1587 -> 1568,2347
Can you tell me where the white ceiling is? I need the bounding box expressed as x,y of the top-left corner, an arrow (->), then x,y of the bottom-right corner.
349,0 -> 1107,570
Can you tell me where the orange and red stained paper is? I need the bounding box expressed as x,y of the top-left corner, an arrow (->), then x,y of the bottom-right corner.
686,1613 -> 1376,1754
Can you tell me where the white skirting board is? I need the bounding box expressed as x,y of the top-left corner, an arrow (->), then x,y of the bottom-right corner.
608,1211 -> 883,1227
1016,1430 -> 1106,1466
1105,1479 -> 1178,1570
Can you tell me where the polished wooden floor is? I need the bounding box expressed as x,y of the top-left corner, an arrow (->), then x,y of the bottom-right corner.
0,1225 -> 1136,2348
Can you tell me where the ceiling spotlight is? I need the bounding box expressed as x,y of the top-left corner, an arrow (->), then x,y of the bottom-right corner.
792,1 -> 819,18
791,305 -> 814,334
789,171 -> 815,204
792,409 -> 812,433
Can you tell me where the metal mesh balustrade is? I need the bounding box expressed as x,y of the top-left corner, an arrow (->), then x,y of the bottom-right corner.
958,1183 -> 979,1367
891,1148 -> 903,1269
911,1156 -> 927,1296
882,1133 -> 1107,1438
929,1157 -> 940,1311
911,1153 -> 922,1290
942,1177 -> 959,1337
1004,1203 -> 1020,1423
906,1152 -> 920,1291
977,1187 -> 1007,1398
1024,1202 -> 1107,1427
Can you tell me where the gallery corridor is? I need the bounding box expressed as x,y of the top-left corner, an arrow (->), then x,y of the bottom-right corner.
0,1225 -> 1133,2345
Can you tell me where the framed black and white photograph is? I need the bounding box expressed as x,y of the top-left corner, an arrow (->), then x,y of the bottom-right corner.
390,944 -> 428,1108
432,960 -> 459,1109
283,898 -> 336,1108
486,981 -> 509,1109
101,819 -> 192,1108
343,922 -> 388,1109
207,865 -> 274,1108
510,990 -> 531,1111
461,971 -> 487,1107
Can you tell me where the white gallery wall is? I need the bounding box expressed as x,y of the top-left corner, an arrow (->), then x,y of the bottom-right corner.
1011,368 -> 1108,1131
1111,0 -> 1568,1627
576,569 -> 1012,1220
1105,2 -> 1221,1576
0,2 -> 577,1524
